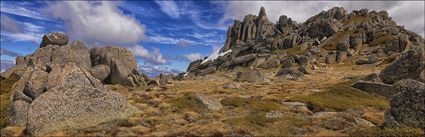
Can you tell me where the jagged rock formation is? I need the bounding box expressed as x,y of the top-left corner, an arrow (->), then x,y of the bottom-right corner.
184,6 -> 424,80
3,32 -> 142,136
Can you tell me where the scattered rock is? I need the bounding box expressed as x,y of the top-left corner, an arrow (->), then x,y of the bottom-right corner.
235,69 -> 265,83
222,82 -> 242,89
265,111 -> 283,118
194,93 -> 222,111
352,81 -> 397,97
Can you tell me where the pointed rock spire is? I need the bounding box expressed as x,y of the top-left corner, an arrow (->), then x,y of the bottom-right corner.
259,6 -> 267,19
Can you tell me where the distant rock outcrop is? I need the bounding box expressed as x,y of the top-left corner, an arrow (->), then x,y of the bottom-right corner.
183,6 -> 424,80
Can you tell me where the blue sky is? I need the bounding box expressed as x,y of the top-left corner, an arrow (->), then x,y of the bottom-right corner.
1,1 -> 424,74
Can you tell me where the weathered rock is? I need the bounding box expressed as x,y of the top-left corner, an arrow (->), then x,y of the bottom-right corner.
258,55 -> 280,69
326,54 -> 337,64
229,54 -> 257,66
23,69 -> 48,99
91,47 -> 141,85
276,67 -> 304,77
90,65 -> 111,82
222,82 -> 242,89
352,81 -> 397,97
197,66 -> 217,76
281,57 -> 296,68
39,32 -> 68,48
298,55 -> 309,66
159,73 -> 173,86
187,60 -> 202,72
282,102 -> 312,114
384,79 -> 425,129
379,47 -> 425,84
235,69 -> 265,83
194,93 -> 222,111
356,54 -> 379,65
27,62 -> 137,136
9,100 -> 30,126
336,51 -> 348,63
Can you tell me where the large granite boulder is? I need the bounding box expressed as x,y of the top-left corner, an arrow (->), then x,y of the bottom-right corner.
384,79 -> 425,129
379,47 -> 425,84
90,47 -> 142,87
27,62 -> 137,136
39,32 -> 68,48
352,81 -> 397,98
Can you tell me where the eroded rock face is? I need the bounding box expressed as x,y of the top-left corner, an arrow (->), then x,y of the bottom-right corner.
39,32 -> 69,48
352,81 -> 397,98
90,47 -> 143,87
27,62 -> 137,136
90,65 -> 111,82
379,47 -> 425,84
384,79 -> 425,129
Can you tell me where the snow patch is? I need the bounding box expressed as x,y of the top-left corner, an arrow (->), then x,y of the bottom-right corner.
201,45 -> 232,64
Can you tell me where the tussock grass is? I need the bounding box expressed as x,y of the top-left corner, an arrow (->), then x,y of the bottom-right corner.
289,81 -> 389,111
168,92 -> 205,113
220,97 -> 284,112
225,112 -> 309,136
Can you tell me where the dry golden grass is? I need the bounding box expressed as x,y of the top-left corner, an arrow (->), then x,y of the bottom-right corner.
0,73 -> 20,129
289,81 -> 389,111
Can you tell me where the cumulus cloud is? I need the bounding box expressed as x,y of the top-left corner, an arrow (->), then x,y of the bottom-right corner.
216,1 -> 424,37
131,45 -> 166,65
184,53 -> 204,62
0,48 -> 21,57
155,0 -> 180,19
44,1 -> 145,46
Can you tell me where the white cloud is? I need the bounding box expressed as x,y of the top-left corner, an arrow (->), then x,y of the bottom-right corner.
0,15 -> 21,33
216,1 -> 424,37
148,35 -> 204,47
0,15 -> 44,42
0,2 -> 51,21
1,31 -> 43,43
184,53 -> 204,62
44,1 -> 145,46
155,0 -> 180,19
131,45 -> 166,65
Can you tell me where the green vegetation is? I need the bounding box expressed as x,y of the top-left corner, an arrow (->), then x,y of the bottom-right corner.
0,74 -> 20,129
225,112 -> 309,136
168,92 -> 205,113
350,127 -> 424,137
221,97 -> 284,112
289,81 -> 389,111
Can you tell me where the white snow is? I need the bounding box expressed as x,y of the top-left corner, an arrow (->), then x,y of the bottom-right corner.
201,45 -> 232,64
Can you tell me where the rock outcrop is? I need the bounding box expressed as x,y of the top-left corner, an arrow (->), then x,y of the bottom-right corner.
27,62 -> 137,136
91,47 -> 145,87
184,6 -> 424,79
4,32 -> 142,136
39,32 -> 69,48
379,47 -> 425,84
